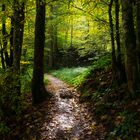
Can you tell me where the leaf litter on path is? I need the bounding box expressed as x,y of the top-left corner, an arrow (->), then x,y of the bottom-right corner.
20,75 -> 106,140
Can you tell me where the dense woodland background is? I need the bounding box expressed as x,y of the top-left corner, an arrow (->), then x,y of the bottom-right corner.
0,0 -> 140,139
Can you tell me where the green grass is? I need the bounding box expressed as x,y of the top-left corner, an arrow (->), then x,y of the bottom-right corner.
50,67 -> 91,87
50,55 -> 111,87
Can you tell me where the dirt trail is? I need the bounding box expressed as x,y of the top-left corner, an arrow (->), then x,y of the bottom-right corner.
28,75 -> 106,140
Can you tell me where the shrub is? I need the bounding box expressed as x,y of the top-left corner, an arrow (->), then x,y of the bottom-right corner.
0,69 -> 26,135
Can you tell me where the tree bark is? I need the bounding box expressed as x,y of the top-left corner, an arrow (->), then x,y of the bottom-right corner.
122,0 -> 139,96
53,27 -> 58,67
19,3 -> 25,57
0,5 -> 5,69
13,1 -> 25,72
0,45 -> 5,69
32,0 -> 50,104
2,4 -> 10,67
108,0 -> 117,76
136,0 -> 140,71
49,27 -> 54,68
49,26 -> 58,68
13,0 -> 25,95
70,15 -> 73,48
49,4 -> 54,68
115,0 -> 121,65
48,4 -> 59,68
115,0 -> 126,82
9,16 -> 14,67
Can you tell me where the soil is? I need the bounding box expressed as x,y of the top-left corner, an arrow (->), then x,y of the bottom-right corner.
26,75 -> 106,140
8,75 -> 106,140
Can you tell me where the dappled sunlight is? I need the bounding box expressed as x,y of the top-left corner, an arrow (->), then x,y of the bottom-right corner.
39,75 -> 106,139
0,0 -> 140,139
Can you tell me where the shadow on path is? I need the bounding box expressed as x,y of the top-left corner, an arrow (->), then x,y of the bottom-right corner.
26,75 -> 106,140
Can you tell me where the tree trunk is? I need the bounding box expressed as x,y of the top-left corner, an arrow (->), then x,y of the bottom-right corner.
49,26 -> 54,68
54,27 -> 58,58
122,0 -> 139,96
48,5 -> 54,68
65,22 -> 69,48
48,5 -> 59,69
19,3 -> 25,56
108,0 -> 117,76
70,0 -> 73,48
9,16 -> 14,67
53,26 -> 58,68
2,4 -> 10,67
13,0 -> 25,94
136,0 -> 140,71
13,1 -> 25,72
0,45 -> 5,69
115,0 -> 121,65
32,0 -> 50,104
70,15 -> 73,48
64,1 -> 70,48
115,0 -> 126,82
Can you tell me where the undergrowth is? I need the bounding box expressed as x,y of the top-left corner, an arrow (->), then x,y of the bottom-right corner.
50,55 -> 111,87
50,66 -> 91,87
0,69 -> 29,137
49,54 -> 140,139
21,64 -> 33,93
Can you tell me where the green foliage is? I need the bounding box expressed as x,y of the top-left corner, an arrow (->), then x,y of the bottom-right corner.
21,64 -> 33,93
92,54 -> 111,70
0,70 -> 27,135
50,67 -> 90,87
50,54 -> 111,89
80,54 -> 111,100
109,111 -> 140,140
44,74 -> 49,84
0,122 -> 10,135
91,91 -> 105,102
72,68 -> 91,87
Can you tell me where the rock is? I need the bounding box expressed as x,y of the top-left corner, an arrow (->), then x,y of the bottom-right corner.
59,90 -> 73,99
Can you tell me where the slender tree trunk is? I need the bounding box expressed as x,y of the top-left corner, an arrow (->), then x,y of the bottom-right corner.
86,18 -> 90,39
48,4 -> 59,68
19,3 -> 25,56
115,0 -> 126,82
65,28 -> 68,47
0,44 -> 5,69
53,26 -> 58,67
65,1 -> 70,48
48,5 -> 54,68
9,16 -> 14,67
32,0 -> 50,104
13,0 -> 25,95
70,15 -> 73,48
70,0 -> 73,48
2,4 -> 10,67
49,26 -> 54,68
121,0 -> 139,96
13,1 -> 25,72
0,17 -> 5,69
108,0 -> 117,76
115,0 -> 121,65
136,0 -> 140,71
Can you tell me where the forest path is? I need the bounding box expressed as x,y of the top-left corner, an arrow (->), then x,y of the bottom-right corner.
30,75 -> 106,140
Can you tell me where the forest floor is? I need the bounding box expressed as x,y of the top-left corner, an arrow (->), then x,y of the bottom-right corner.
4,69 -> 140,140
17,75 -> 106,140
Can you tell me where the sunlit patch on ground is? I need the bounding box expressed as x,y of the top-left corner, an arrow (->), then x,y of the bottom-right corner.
38,75 -> 106,140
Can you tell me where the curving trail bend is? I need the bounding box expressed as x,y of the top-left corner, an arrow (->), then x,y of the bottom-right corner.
30,75 -> 106,140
